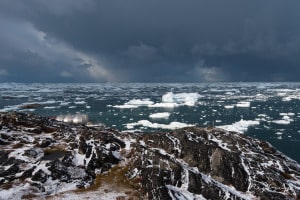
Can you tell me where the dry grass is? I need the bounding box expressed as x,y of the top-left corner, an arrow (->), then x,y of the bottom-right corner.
22,193 -> 37,199
75,164 -> 141,199
281,172 -> 296,180
43,145 -> 66,154
12,142 -> 24,149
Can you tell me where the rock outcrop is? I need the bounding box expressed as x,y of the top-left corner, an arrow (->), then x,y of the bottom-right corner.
0,112 -> 300,199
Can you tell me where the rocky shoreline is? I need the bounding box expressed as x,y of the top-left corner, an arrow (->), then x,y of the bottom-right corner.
0,112 -> 300,199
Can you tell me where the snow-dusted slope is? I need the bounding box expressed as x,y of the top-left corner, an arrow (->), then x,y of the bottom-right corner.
0,112 -> 299,199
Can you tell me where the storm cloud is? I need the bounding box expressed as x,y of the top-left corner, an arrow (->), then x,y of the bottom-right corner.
0,0 -> 300,82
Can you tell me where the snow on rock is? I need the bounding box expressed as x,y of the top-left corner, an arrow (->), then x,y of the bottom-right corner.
0,112 -> 300,199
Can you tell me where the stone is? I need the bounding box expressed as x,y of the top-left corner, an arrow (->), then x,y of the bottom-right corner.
0,112 -> 299,199
32,169 -> 48,183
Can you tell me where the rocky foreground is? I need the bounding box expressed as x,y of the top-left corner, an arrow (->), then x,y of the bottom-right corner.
0,112 -> 300,199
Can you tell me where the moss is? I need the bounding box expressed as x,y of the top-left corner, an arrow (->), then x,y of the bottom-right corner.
281,172 -> 295,180
22,193 -> 37,199
42,146 -> 66,161
76,164 -> 140,198
12,142 -> 24,149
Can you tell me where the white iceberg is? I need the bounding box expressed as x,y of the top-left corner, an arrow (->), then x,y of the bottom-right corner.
149,92 -> 201,108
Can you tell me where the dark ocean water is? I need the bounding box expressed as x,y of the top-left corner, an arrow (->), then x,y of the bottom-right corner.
1,83 -> 300,162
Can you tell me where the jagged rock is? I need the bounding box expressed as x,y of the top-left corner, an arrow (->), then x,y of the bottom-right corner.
0,112 -> 299,199
46,160 -> 70,182
20,167 -> 36,180
0,164 -> 19,179
32,169 -> 48,183
40,138 -> 53,148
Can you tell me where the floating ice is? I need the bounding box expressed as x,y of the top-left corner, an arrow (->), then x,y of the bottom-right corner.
148,102 -> 178,108
149,112 -> 171,119
162,92 -> 201,106
236,101 -> 250,108
113,104 -> 139,109
148,92 -> 201,108
272,114 -> 293,125
74,101 -> 86,105
44,106 -> 57,109
126,120 -> 194,130
60,102 -> 70,106
279,113 -> 295,116
217,119 -> 260,133
113,98 -> 154,109
272,120 -> 291,125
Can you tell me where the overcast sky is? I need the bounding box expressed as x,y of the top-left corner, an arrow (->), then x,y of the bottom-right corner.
0,0 -> 300,83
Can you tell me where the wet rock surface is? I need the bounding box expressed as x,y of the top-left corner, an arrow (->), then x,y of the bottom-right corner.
0,112 -> 300,199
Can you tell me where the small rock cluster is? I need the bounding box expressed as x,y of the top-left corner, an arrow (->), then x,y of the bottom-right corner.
0,112 -> 300,199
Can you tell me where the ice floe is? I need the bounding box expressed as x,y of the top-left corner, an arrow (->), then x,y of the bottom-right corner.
113,98 -> 154,109
217,119 -> 260,133
126,120 -> 194,130
224,105 -> 234,109
236,101 -> 250,108
149,112 -> 171,119
272,114 -> 294,125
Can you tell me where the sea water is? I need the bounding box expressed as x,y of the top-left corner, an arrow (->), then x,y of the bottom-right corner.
0,82 -> 300,162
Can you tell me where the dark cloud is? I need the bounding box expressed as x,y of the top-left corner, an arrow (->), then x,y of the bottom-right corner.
0,0 -> 300,82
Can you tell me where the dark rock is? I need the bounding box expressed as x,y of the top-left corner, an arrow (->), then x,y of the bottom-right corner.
46,160 -> 70,182
0,133 -> 11,140
20,167 -> 36,180
0,151 -> 9,165
40,138 -> 53,148
32,169 -> 48,183
30,182 -> 45,192
24,148 -> 43,159
78,137 -> 87,154
62,151 -> 73,166
0,112 -> 300,199
0,164 -> 19,177
0,138 -> 9,145
19,103 -> 41,109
